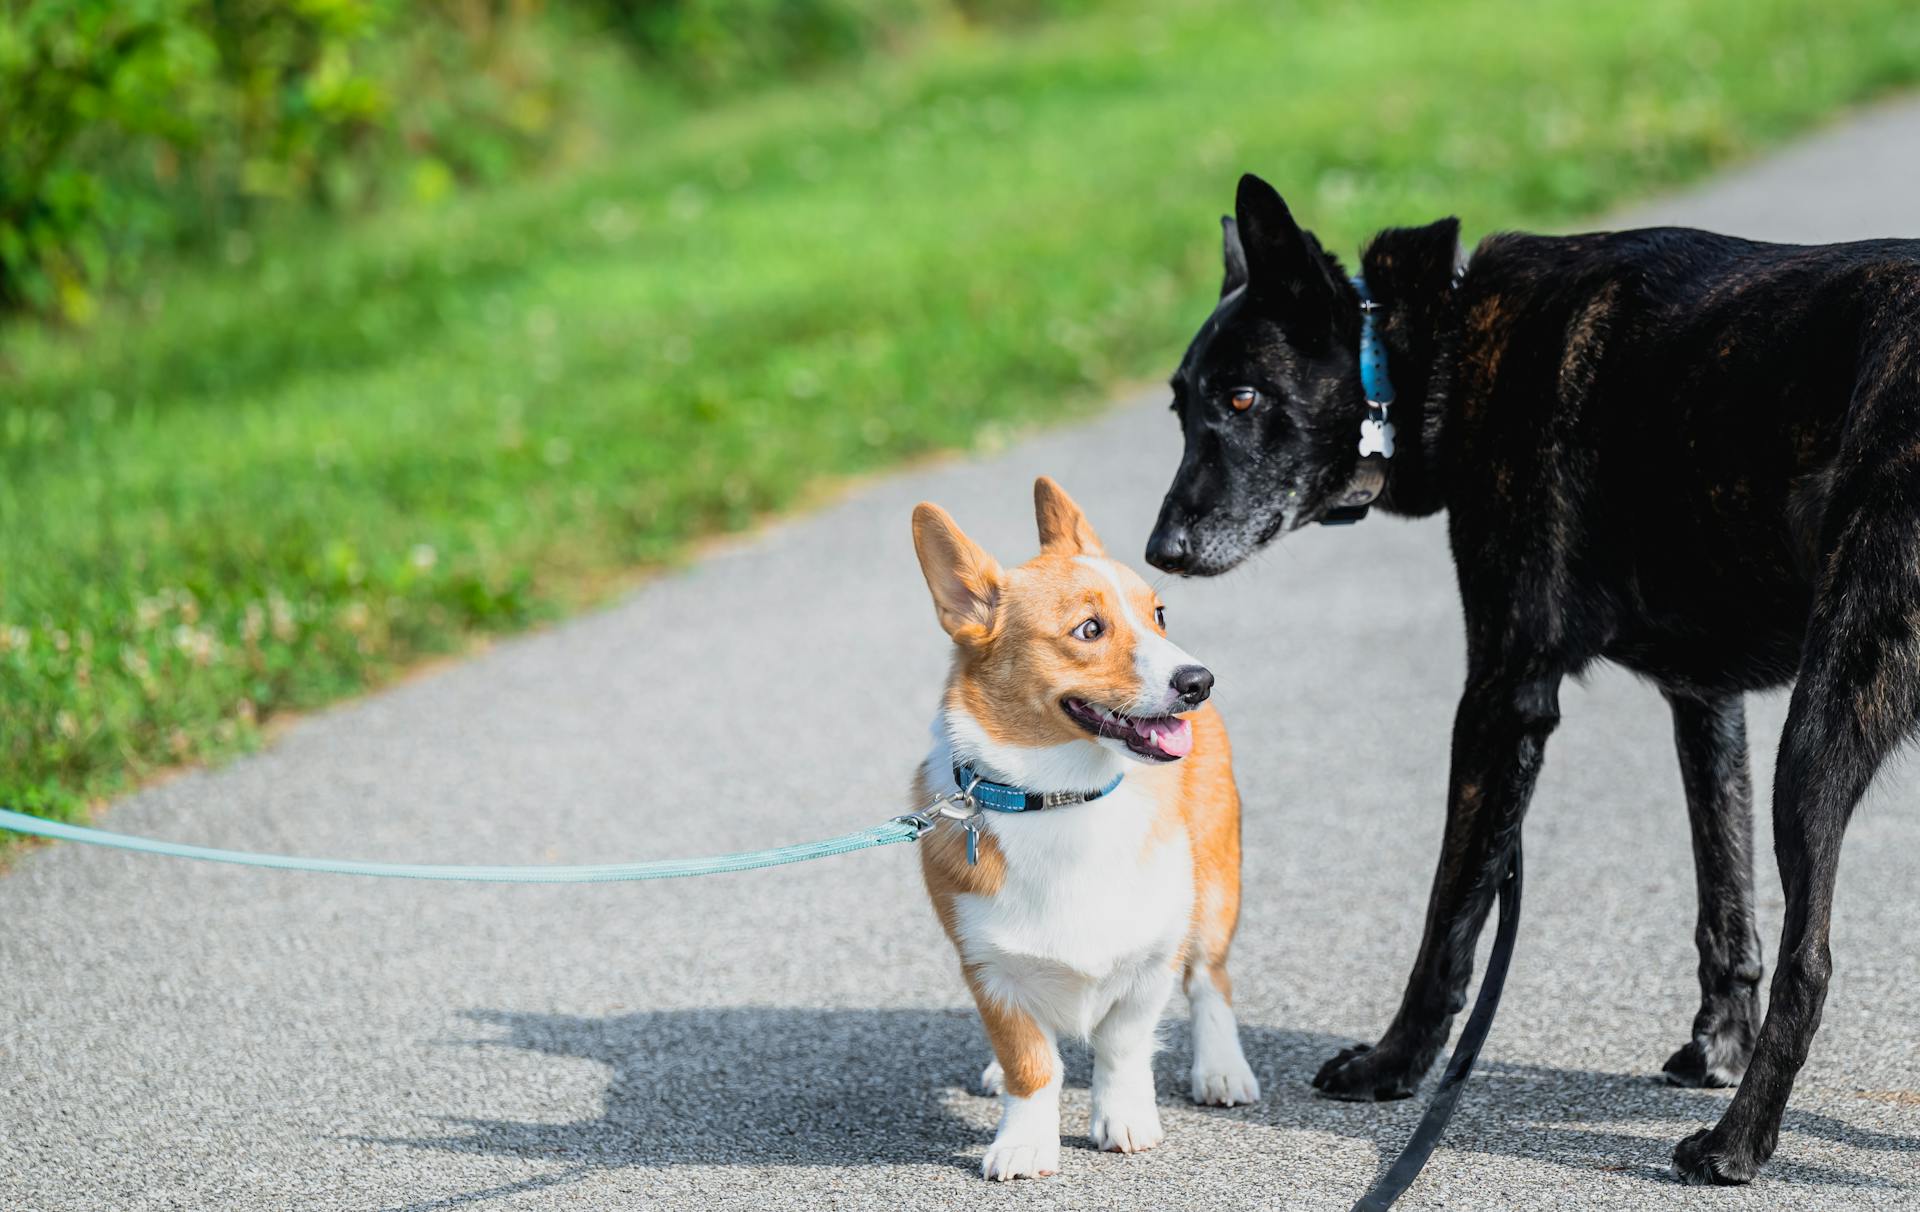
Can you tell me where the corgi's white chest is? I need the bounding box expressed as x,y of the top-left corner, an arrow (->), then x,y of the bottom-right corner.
950,779 -> 1193,1033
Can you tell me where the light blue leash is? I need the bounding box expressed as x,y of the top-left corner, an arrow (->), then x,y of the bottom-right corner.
0,806 -> 931,884
0,765 -> 1007,883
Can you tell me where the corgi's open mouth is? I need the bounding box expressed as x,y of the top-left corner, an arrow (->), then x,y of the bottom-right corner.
1061,697 -> 1193,762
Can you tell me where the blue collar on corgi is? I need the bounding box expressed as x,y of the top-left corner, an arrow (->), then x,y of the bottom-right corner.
953,763 -> 1125,814
947,763 -> 1127,865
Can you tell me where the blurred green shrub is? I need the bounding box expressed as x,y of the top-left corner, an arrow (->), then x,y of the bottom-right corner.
0,0 -> 1086,324
0,1 -> 205,321
0,0 -> 561,323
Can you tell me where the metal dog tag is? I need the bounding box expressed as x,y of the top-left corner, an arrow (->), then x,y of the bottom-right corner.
1358,415 -> 1395,459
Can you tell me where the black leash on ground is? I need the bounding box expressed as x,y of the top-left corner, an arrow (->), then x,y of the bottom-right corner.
1349,844 -> 1523,1212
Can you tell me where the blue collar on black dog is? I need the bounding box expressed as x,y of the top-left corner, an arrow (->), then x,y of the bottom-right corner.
1354,274 -> 1398,412
952,763 -> 1124,813
1320,275 -> 1398,526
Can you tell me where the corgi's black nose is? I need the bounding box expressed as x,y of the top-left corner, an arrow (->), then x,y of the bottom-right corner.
1146,523 -> 1191,572
1172,664 -> 1213,706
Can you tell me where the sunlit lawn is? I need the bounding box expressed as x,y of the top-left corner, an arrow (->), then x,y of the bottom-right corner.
4,0 -> 1919,822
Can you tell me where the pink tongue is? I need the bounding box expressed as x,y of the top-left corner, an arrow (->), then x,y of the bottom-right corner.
1140,716 -> 1194,758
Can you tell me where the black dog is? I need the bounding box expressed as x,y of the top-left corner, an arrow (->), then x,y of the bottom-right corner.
1145,173 -> 1920,1185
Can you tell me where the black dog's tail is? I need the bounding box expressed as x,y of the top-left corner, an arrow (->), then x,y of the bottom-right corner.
1350,845 -> 1523,1212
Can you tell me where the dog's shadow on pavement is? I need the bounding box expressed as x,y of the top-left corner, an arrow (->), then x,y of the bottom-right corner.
355,1006 -> 1917,1210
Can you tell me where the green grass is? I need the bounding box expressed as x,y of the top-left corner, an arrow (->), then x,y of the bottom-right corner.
4,0 -> 1919,822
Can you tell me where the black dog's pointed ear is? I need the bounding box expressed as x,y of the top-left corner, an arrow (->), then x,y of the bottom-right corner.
1220,216 -> 1248,297
1235,174 -> 1337,313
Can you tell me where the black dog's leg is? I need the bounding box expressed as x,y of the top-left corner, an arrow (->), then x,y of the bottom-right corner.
1674,478 -> 1920,1183
1661,691 -> 1764,1088
1314,670 -> 1561,1100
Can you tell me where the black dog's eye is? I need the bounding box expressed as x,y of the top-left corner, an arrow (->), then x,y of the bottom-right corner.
1230,387 -> 1258,412
1153,605 -> 1166,630
1071,618 -> 1103,641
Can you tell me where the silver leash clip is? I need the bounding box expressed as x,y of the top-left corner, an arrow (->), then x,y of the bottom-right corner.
892,786 -> 984,863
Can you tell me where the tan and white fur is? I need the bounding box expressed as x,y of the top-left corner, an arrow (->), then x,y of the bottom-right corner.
911,477 -> 1258,1182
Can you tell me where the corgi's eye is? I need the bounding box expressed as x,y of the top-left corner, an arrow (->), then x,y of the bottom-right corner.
1154,605 -> 1166,630
1071,618 -> 1103,641
1229,387 -> 1258,412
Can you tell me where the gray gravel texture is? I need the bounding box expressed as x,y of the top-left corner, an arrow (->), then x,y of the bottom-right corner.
6,101 -> 1920,1212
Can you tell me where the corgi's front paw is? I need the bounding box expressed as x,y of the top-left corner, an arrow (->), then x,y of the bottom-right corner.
1191,1055 -> 1261,1106
979,1059 -> 1004,1096
981,1129 -> 1059,1181
1090,1094 -> 1164,1154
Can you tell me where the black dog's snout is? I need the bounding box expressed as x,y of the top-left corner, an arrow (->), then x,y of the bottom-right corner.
1172,664 -> 1213,706
1146,522 -> 1191,572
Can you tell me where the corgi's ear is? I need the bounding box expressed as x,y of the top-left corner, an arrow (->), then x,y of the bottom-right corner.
912,503 -> 1003,643
1033,476 -> 1104,557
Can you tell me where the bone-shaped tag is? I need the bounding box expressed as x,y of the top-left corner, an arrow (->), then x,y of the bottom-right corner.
1358,417 -> 1396,459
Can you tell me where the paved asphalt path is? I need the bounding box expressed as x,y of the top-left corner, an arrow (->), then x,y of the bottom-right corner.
7,103 -> 1920,1212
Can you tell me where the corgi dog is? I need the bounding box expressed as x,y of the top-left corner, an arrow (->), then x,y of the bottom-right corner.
909,476 -> 1258,1182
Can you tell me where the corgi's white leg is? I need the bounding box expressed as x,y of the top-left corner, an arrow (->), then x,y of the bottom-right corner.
1089,969 -> 1175,1153
983,1059 -> 1062,1182
967,977 -> 1062,1181
1186,963 -> 1260,1106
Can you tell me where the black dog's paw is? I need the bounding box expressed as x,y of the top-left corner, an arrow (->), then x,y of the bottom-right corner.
1312,1042 -> 1371,1088
1672,1129 -> 1760,1186
1312,1042 -> 1421,1102
1661,1040 -> 1743,1089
